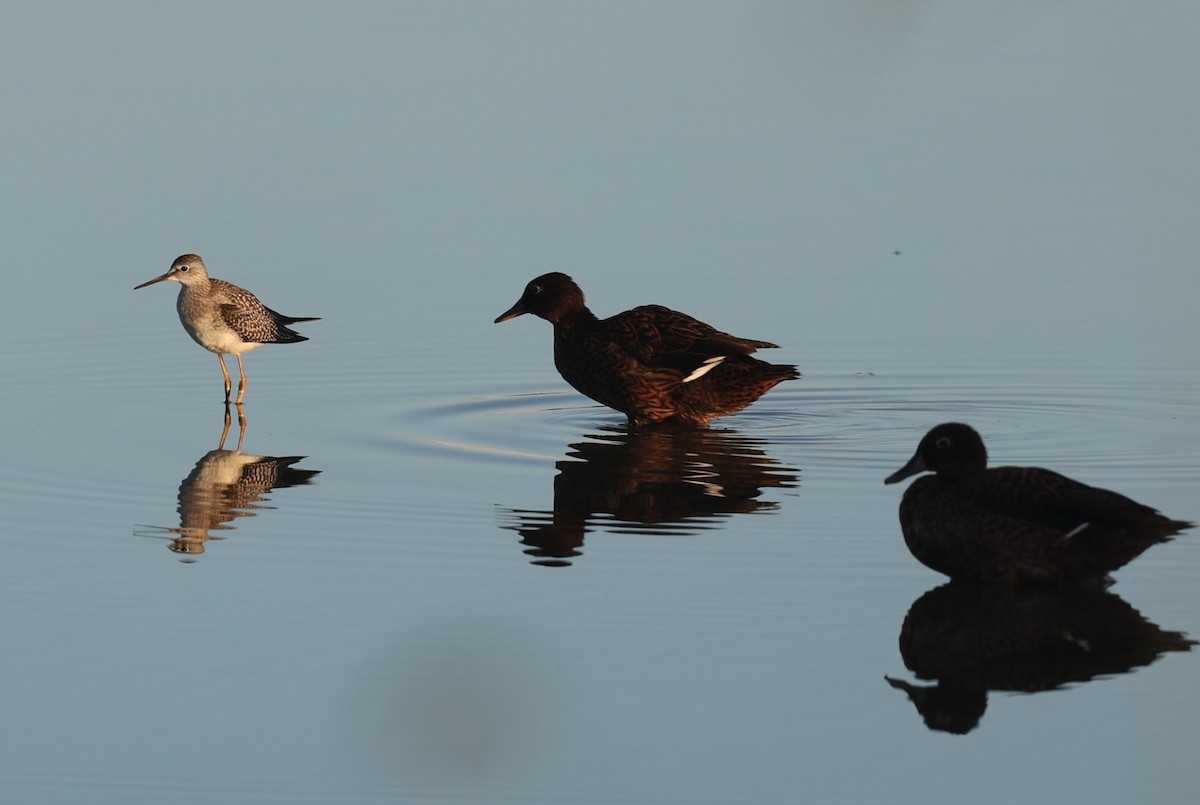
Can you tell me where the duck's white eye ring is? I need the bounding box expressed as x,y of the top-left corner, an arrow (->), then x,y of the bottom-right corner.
935,436 -> 952,450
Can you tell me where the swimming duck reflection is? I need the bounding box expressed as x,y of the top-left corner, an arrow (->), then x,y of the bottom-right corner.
497,424 -> 797,566
137,405 -> 321,559
885,582 -> 1195,734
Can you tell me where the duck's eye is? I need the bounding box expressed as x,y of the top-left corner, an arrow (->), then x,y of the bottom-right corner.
530,284 -> 542,295
935,436 -> 953,450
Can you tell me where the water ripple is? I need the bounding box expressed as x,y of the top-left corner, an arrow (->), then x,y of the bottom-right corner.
370,366 -> 1199,491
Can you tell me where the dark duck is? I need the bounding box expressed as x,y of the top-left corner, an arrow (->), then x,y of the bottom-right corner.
494,273 -> 798,426
885,423 -> 1192,585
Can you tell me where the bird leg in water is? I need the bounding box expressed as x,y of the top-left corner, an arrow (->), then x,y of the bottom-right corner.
235,354 -> 248,405
218,354 -> 233,402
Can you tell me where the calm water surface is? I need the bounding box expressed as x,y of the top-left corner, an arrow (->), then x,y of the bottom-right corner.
3,325 -> 1197,804
2,3 -> 1199,804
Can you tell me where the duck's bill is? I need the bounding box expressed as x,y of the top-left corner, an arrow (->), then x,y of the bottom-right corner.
884,452 -> 926,485
494,300 -> 527,323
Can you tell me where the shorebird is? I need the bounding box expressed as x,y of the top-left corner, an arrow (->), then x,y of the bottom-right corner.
135,254 -> 319,403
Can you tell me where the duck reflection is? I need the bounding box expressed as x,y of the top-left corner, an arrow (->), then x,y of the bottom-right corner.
497,424 -> 797,566
885,582 -> 1195,734
139,404 -> 320,559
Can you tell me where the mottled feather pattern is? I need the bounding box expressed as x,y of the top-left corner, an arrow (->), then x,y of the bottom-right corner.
233,456 -> 319,490
615,305 -> 779,376
961,466 -> 1160,532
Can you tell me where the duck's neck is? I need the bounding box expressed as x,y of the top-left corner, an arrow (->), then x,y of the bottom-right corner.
938,466 -> 986,486
552,306 -> 598,332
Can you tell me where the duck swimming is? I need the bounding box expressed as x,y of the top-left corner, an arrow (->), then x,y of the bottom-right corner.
884,422 -> 1192,585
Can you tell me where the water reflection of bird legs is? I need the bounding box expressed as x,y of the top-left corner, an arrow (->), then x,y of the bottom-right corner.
218,401 -> 248,452
167,402 -> 250,557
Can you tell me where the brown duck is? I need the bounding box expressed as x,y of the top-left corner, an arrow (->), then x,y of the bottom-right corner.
884,423 -> 1192,585
494,273 -> 798,426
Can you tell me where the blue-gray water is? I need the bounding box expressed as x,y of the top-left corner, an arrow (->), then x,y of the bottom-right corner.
2,3 -> 1199,803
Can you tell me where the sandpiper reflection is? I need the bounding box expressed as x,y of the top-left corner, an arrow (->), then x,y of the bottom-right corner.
885,582 -> 1195,734
497,424 -> 797,566
137,405 -> 320,559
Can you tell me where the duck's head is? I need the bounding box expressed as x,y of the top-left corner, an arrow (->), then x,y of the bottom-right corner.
885,422 -> 988,484
494,272 -> 586,325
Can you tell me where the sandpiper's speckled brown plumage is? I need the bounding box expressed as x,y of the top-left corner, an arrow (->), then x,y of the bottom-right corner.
884,423 -> 1192,585
170,447 -> 320,555
494,272 -> 799,425
135,254 -> 319,403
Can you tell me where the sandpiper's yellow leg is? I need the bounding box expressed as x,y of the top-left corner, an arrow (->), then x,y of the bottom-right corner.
217,355 -> 233,402
235,354 -> 248,405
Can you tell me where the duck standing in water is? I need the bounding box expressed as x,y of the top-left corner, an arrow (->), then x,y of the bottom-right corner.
494,273 -> 799,426
884,422 -> 1192,585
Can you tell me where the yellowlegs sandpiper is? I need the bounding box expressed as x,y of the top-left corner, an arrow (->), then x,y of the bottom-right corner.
135,254 -> 319,404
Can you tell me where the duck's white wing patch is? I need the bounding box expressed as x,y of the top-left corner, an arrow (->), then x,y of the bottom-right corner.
682,356 -> 725,383
1064,522 -> 1091,539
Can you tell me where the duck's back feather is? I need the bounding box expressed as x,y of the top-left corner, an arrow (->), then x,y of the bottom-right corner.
900,467 -> 1190,584
604,305 -> 776,375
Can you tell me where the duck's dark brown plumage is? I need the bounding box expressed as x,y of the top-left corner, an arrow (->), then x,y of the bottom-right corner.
494,273 -> 798,425
884,423 -> 1192,585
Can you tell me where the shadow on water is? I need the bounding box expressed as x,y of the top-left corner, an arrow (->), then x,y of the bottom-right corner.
134,404 -> 321,561
496,423 -> 798,566
884,581 -> 1196,735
